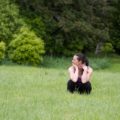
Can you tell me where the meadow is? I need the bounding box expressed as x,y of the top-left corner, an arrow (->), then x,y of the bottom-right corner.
0,56 -> 120,120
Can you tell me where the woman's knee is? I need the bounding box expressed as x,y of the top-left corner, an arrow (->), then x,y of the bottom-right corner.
85,82 -> 92,94
78,82 -> 92,94
67,80 -> 75,93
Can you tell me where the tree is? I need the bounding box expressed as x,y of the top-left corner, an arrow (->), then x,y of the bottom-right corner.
14,0 -> 119,55
0,0 -> 23,43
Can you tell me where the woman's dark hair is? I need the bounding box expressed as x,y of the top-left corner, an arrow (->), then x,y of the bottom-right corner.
75,53 -> 89,66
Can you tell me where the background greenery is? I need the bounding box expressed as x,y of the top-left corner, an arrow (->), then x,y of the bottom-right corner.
14,0 -> 120,56
0,0 -> 120,63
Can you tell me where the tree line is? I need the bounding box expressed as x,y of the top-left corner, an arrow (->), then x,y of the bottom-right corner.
0,0 -> 120,58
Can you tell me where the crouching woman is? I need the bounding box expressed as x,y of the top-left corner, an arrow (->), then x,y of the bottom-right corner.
67,53 -> 93,94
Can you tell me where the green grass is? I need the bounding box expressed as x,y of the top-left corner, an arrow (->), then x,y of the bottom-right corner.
0,56 -> 120,120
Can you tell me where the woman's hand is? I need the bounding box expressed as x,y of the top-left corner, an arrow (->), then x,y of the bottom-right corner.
68,64 -> 79,82
81,64 -> 93,83
82,64 -> 88,71
72,63 -> 78,69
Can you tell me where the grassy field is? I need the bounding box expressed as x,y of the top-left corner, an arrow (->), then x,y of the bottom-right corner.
0,57 -> 120,120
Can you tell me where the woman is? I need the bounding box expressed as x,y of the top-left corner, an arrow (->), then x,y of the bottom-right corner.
67,53 -> 93,94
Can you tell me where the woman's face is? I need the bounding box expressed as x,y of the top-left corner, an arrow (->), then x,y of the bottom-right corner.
72,55 -> 83,68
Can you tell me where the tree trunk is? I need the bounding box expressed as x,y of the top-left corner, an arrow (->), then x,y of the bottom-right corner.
95,42 -> 103,55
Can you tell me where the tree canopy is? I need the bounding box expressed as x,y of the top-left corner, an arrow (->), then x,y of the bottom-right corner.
0,0 -> 120,56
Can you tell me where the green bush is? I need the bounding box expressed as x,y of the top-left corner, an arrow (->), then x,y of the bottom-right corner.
7,27 -> 45,65
0,0 -> 23,43
101,42 -> 115,55
0,41 -> 6,62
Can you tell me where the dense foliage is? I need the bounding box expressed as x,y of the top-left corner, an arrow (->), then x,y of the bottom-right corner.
7,27 -> 45,65
0,0 -> 119,61
0,0 -> 23,43
0,41 -> 6,62
14,0 -> 119,56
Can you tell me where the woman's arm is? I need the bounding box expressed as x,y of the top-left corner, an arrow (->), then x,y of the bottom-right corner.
81,66 -> 93,83
68,65 -> 79,82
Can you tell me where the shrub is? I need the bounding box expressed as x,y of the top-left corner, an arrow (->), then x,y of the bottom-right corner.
0,41 -> 6,62
101,42 -> 115,55
0,0 -> 23,43
7,27 -> 45,65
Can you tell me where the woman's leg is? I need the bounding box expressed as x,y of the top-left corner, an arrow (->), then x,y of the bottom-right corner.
77,81 -> 84,94
84,82 -> 92,94
67,80 -> 75,93
77,81 -> 92,94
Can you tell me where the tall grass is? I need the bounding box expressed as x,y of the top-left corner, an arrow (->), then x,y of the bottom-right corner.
42,56 -> 111,70
89,57 -> 111,70
0,56 -> 120,120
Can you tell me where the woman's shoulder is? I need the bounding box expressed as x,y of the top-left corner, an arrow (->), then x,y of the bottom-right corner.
68,66 -> 74,71
88,66 -> 93,73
